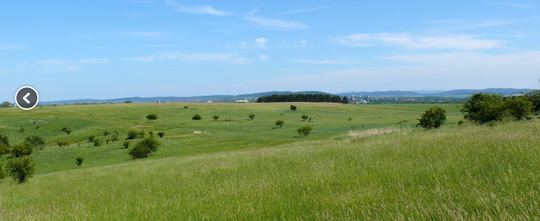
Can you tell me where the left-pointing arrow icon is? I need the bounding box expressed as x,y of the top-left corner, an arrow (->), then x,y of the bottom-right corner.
23,93 -> 31,104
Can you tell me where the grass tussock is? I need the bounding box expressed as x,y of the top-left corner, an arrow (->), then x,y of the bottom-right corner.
1,120 -> 540,220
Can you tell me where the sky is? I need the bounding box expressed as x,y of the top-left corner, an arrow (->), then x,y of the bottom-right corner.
1,0 -> 539,101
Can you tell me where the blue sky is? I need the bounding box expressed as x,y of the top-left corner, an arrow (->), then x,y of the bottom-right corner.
1,0 -> 539,101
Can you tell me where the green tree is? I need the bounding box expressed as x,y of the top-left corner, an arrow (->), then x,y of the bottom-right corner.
124,101 -> 133,103
129,137 -> 160,159
146,114 -> 158,120
275,120 -> 285,128
157,132 -> 165,138
192,114 -> 202,120
213,115 -> 220,121
0,101 -> 12,108
417,106 -> 447,129
301,114 -> 308,121
524,90 -> 540,114
248,114 -> 255,120
290,105 -> 297,111
7,156 -> 35,183
461,93 -> 506,124
342,96 -> 349,104
24,135 -> 45,149
126,130 -> 138,140
505,96 -> 533,120
297,125 -> 313,136
10,144 -> 33,157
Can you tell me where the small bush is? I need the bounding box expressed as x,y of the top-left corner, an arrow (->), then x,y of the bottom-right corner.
146,114 -> 158,120
0,134 -> 9,148
280,113 -> 284,116
192,114 -> 202,120
10,144 -> 33,157
348,117 -> 352,122
457,120 -> 465,125
184,106 -> 188,109
25,135 -> 45,149
302,114 -> 308,121
126,130 -> 138,140
93,139 -> 102,147
75,156 -> 84,166
290,105 -> 297,111
138,131 -> 146,138
88,135 -> 97,142
111,134 -> 119,142
461,93 -> 506,124
505,96 -> 533,120
213,115 -> 220,121
57,141 -> 69,147
297,125 -> 313,136
0,142 -> 9,156
0,164 -> 5,180
148,131 -> 154,137
275,120 -> 285,128
157,132 -> 165,138
248,114 -> 255,120
123,141 -> 130,149
103,130 -> 111,136
129,137 -> 160,159
65,129 -> 71,135
7,156 -> 35,183
417,106 -> 447,129
225,119 -> 233,122
114,131 -> 119,135
19,128 -> 25,133
124,101 -> 133,103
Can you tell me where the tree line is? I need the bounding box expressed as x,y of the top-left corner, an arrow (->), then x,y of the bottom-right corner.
257,94 -> 349,103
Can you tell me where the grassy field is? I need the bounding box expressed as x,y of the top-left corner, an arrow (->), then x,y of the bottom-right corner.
0,103 -> 463,175
3,103 -> 538,220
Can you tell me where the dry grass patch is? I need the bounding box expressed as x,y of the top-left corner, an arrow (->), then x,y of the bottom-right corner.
348,126 -> 410,138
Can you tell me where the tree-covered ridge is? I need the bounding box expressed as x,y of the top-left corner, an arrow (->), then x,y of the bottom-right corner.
257,94 -> 348,103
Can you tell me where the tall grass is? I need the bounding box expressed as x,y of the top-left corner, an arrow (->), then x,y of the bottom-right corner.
1,120 -> 539,220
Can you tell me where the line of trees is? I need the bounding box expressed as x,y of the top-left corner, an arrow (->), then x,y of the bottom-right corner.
257,94 -> 348,103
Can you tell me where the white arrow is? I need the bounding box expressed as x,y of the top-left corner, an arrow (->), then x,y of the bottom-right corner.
23,93 -> 31,104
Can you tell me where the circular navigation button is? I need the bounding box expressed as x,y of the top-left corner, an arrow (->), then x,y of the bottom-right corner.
15,86 -> 39,110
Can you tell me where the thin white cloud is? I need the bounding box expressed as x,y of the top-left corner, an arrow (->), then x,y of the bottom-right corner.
123,53 -> 248,65
166,0 -> 228,16
259,55 -> 268,61
0,43 -> 26,50
338,33 -> 507,50
290,59 -> 351,64
483,2 -> 534,8
272,5 -> 343,16
255,38 -> 268,48
244,8 -> 308,30
40,59 -> 108,65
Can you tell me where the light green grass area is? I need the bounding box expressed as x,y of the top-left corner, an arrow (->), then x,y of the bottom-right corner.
1,116 -> 539,219
0,103 -> 463,175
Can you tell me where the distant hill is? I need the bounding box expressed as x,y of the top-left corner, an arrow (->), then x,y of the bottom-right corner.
40,88 -> 534,104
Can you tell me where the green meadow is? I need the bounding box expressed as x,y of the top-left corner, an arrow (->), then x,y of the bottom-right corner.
2,103 -> 539,220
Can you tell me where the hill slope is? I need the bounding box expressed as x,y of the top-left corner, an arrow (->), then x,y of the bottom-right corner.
1,120 -> 539,220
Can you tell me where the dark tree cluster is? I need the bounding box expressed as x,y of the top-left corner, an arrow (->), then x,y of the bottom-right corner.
257,94 -> 348,103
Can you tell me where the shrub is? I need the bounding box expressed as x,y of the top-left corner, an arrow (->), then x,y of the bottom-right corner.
129,137 -> 160,159
126,130 -> 138,140
19,128 -> 24,133
7,156 -> 35,183
88,135 -> 97,142
111,134 -> 119,142
75,156 -> 84,166
297,125 -> 313,136
65,129 -> 71,135
213,115 -> 220,121
290,105 -> 297,111
11,144 -> 33,157
248,114 -> 255,120
25,135 -> 45,149
123,141 -> 130,149
505,96 -> 533,120
0,142 -> 9,156
124,101 -> 133,103
461,93 -> 506,124
301,114 -> 308,121
524,90 -> 540,114
0,164 -> 5,180
348,117 -> 352,122
457,120 -> 465,125
114,131 -> 119,135
103,130 -> 111,136
417,106 -> 447,129
148,131 -> 154,137
192,114 -> 202,120
1,101 -> 12,108
138,131 -> 146,138
146,114 -> 158,120
280,113 -> 284,116
275,120 -> 285,128
93,139 -> 102,147
184,106 -> 188,109
157,132 -> 165,138
57,141 -> 69,147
